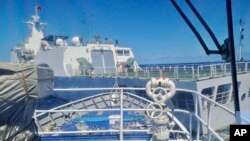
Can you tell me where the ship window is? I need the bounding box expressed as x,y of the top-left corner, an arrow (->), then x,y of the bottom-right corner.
241,93 -> 246,101
171,91 -> 194,112
0,69 -> 15,76
124,50 -> 130,56
116,50 -> 123,56
201,87 -> 214,109
201,87 -> 214,98
216,83 -> 231,104
248,88 -> 250,97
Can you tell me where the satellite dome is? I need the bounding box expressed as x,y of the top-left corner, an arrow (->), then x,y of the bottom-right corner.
71,36 -> 81,46
56,38 -> 64,46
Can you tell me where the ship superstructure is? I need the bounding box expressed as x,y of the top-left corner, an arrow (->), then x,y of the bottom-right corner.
10,7 -> 45,63
10,9 -> 140,77
35,35 -> 140,76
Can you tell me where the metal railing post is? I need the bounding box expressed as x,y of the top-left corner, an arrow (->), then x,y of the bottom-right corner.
175,67 -> 179,80
210,65 -> 213,78
189,113 -> 192,141
223,64 -> 227,76
120,88 -> 124,141
192,66 -> 195,80
194,93 -> 198,140
196,119 -> 200,141
244,62 -> 247,73
207,102 -> 212,141
197,66 -> 200,79
215,64 -> 218,77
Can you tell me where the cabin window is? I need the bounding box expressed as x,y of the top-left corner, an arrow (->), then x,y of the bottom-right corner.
216,83 -> 231,104
201,87 -> 214,98
116,50 -> 123,56
248,88 -> 250,97
171,91 -> 194,112
0,69 -> 15,76
124,50 -> 130,56
201,87 -> 214,109
241,93 -> 246,101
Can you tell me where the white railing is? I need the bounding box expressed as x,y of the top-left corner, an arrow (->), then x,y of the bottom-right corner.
74,61 -> 250,81
35,87 -> 235,141
35,89 -> 190,140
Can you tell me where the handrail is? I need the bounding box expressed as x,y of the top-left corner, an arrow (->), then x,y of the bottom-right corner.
36,89 -> 191,140
46,87 -> 234,114
36,87 -> 235,140
73,61 -> 250,81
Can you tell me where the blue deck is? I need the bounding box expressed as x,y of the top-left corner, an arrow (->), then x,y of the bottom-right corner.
60,111 -> 146,131
40,134 -> 152,141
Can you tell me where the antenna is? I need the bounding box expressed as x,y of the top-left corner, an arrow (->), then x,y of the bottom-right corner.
239,19 -> 245,61
104,38 -> 108,44
115,39 -> 119,47
35,6 -> 38,17
34,6 -> 42,22
94,35 -> 101,43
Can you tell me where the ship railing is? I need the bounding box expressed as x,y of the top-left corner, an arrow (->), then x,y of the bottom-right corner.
35,88 -> 191,140
139,66 -> 195,80
140,61 -> 250,81
35,87 -> 235,141
76,61 -> 250,81
171,88 -> 235,141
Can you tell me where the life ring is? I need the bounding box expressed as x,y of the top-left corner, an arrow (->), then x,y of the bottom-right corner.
146,77 -> 176,104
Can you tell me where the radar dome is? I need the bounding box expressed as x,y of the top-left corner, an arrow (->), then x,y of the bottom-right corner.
71,37 -> 81,46
56,38 -> 64,46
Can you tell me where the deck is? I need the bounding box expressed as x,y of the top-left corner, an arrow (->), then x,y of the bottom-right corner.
35,87 -> 235,141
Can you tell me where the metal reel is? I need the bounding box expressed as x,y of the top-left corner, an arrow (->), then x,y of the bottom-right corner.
110,93 -> 120,105
146,102 -> 163,119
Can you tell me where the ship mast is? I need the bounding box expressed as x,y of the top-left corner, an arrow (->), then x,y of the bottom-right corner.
239,19 -> 244,61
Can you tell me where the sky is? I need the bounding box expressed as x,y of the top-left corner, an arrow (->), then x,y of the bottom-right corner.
0,0 -> 249,64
